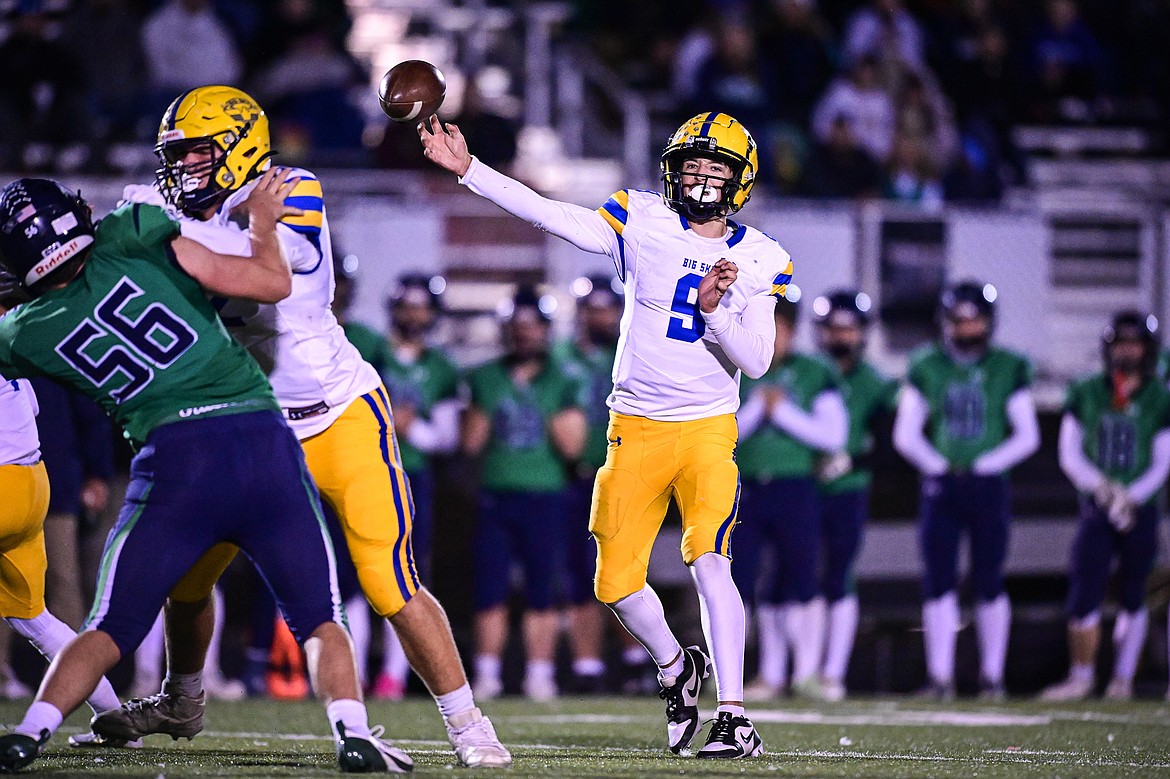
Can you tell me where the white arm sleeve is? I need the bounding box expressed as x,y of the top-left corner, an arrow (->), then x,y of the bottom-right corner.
1057,412 -> 1105,493
737,389 -> 768,438
460,157 -> 616,256
771,390 -> 849,452
404,398 -> 462,455
701,295 -> 776,379
1125,428 -> 1170,505
893,385 -> 949,476
972,389 -> 1041,475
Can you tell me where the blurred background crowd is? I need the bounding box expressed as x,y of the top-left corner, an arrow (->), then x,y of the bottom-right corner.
2,0 -> 1168,203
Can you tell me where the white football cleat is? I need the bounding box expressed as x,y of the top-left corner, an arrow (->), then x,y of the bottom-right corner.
659,646 -> 710,754
1103,677 -> 1132,701
445,708 -> 512,768
68,731 -> 144,749
1039,675 -> 1094,701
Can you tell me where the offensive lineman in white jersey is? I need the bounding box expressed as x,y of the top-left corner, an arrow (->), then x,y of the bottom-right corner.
421,111 -> 793,759
89,86 -> 511,769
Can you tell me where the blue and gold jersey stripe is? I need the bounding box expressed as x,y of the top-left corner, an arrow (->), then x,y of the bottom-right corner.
597,190 -> 630,235
280,176 -> 324,235
771,259 -> 794,299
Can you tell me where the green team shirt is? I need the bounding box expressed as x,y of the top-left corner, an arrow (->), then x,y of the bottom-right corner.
552,338 -> 616,469
907,345 -> 1032,469
822,359 -> 899,495
467,356 -> 584,492
737,353 -> 839,481
0,203 -> 277,448
342,321 -> 390,373
1065,372 -> 1170,498
379,344 -> 460,474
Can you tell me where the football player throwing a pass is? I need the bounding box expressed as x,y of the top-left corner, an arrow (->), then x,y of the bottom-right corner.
421,111 -> 793,759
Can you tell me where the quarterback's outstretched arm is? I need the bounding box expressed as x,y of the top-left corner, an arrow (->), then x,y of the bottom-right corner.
419,118 -> 614,255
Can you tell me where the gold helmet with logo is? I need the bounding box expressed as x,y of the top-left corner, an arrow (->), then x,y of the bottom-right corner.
661,112 -> 758,222
155,85 -> 274,215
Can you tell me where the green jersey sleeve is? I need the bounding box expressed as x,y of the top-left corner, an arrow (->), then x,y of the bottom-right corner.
116,204 -> 181,261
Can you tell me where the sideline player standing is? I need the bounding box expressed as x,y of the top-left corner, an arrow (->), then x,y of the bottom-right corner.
893,281 -> 1040,699
1041,311 -> 1170,701
0,173 -> 410,773
735,293 -> 847,701
421,110 -> 793,758
96,86 -> 509,768
811,290 -> 898,701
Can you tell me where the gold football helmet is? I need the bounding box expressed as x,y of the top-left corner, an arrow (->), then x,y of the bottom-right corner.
155,85 -> 274,215
661,112 -> 758,221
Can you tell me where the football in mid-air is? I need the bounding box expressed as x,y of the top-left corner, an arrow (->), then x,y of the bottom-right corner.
378,60 -> 446,123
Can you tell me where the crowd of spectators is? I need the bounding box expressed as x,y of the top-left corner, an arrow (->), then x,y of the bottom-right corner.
580,0 -> 1170,202
2,0 -> 1168,205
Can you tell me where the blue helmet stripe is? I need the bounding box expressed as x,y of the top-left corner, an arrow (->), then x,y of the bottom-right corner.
697,111 -> 715,138
167,88 -> 195,131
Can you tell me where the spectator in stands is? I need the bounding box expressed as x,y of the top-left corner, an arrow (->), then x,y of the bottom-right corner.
942,133 -> 1005,203
1024,0 -> 1107,123
142,0 -> 242,113
734,293 -> 847,701
1041,311 -> 1170,702
756,0 -> 838,128
689,18 -> 779,151
0,2 -> 90,171
250,24 -> 366,164
893,72 -> 959,176
797,113 -> 885,200
812,56 -> 896,164
883,132 -> 944,210
463,286 -> 586,701
843,0 -> 927,89
60,0 -> 149,158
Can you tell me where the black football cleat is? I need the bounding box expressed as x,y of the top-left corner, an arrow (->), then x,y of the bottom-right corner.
0,729 -> 50,773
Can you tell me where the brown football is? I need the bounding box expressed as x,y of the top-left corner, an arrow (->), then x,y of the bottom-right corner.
378,60 -> 446,123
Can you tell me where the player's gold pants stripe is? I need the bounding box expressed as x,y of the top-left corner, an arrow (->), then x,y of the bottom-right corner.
589,412 -> 740,603
0,462 -> 50,619
171,387 -> 419,618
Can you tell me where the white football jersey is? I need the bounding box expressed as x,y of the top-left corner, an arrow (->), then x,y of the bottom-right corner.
596,189 -> 793,421
0,373 -> 40,466
173,169 -> 380,439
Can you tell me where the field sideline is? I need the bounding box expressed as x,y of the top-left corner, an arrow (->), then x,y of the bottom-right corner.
2,696 -> 1169,777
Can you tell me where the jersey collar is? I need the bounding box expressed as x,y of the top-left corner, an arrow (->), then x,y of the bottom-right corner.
678,213 -> 745,248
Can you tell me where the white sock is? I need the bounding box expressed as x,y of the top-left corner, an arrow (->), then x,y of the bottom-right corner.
786,598 -> 826,685
608,585 -> 683,670
474,654 -> 501,687
382,620 -> 410,682
326,698 -> 370,741
344,596 -> 370,686
572,657 -> 605,676
135,610 -> 165,689
435,682 -> 475,721
14,700 -> 62,739
1070,662 -> 1094,683
6,612 -> 121,715
525,659 -> 555,685
755,604 -> 787,688
822,595 -> 859,683
690,553 -> 745,702
163,671 -> 203,698
975,594 -> 1011,685
1112,609 -> 1148,681
716,703 -> 745,717
923,592 -> 960,685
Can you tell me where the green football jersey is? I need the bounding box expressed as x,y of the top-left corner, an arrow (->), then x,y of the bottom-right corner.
737,353 -> 839,481
821,359 -> 899,495
342,321 -> 390,374
0,203 -> 277,448
1065,372 -> 1170,499
467,356 -> 584,492
379,344 -> 460,474
552,338 -> 616,469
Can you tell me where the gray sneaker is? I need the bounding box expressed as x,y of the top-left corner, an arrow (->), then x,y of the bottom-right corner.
91,691 -> 205,742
